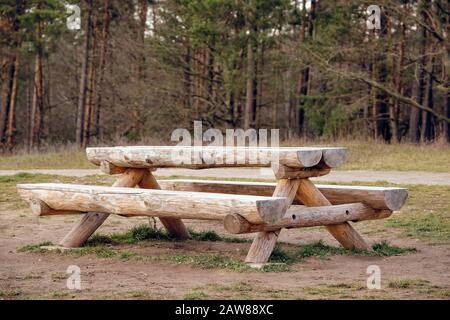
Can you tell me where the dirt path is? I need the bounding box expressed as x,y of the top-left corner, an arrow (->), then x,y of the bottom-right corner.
1,209 -> 450,299
0,168 -> 449,185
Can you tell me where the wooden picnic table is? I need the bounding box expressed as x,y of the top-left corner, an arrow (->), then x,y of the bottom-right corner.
17,146 -> 408,266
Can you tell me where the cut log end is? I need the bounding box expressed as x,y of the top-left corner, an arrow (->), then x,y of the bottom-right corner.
224,214 -> 251,234
296,149 -> 323,167
384,188 -> 408,211
322,148 -> 348,168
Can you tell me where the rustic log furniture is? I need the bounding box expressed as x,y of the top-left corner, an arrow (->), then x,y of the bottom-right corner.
17,146 -> 408,265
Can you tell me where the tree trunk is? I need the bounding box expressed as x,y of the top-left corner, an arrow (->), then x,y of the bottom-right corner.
0,58 -> 12,145
389,23 -> 405,143
76,0 -> 93,147
445,91 -> 450,142
83,28 -> 97,148
6,55 -> 20,149
244,37 -> 255,129
183,42 -> 192,109
137,0 -> 148,81
420,55 -> 435,142
30,51 -> 44,150
93,0 -> 111,139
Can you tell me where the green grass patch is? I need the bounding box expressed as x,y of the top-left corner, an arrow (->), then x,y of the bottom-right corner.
371,241 -> 416,256
85,225 -> 171,246
186,282 -> 291,299
19,236 -> 415,274
0,289 -> 23,299
63,246 -> 138,260
167,254 -> 250,272
127,224 -> 170,242
269,240 -> 415,264
85,226 -> 247,246
189,229 -> 222,241
183,291 -> 210,300
269,245 -> 295,263
388,279 -> 431,289
18,241 -> 53,253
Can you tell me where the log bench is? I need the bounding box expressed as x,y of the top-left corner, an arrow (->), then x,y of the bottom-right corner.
16,146 -> 408,265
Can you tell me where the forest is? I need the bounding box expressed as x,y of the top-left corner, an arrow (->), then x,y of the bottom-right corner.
0,0 -> 449,152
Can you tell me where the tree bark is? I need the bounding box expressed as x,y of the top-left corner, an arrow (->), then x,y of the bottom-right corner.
244,37 -> 255,129
83,27 -> 97,148
389,23 -> 405,143
0,58 -> 12,145
93,0 -> 111,139
420,55 -> 435,142
6,55 -> 20,149
76,0 -> 93,147
29,45 -> 44,150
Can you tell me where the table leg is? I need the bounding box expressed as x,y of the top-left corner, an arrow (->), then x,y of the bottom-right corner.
139,170 -> 189,240
245,179 -> 300,264
296,178 -> 371,250
59,168 -> 146,247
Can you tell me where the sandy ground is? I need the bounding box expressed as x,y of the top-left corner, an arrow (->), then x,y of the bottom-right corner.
1,169 -> 449,299
1,208 -> 449,300
0,168 -> 449,185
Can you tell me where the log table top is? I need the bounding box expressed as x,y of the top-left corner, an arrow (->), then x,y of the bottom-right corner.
86,146 -> 347,170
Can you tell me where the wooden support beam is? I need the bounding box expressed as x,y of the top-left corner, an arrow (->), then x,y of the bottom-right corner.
138,170 -> 189,240
100,160 -> 127,175
29,199 -> 81,216
224,203 -> 392,234
245,179 -> 300,264
271,163 -> 330,180
296,179 -> 371,251
18,184 -> 288,225
158,180 -> 408,211
57,168 -> 146,248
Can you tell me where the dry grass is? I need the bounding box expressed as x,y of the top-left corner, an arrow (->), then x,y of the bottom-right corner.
181,279 -> 450,300
0,139 -> 448,171
283,139 -> 450,172
0,149 -> 94,170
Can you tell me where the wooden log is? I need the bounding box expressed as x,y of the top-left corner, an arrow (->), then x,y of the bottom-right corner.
17,183 -> 288,224
57,168 -> 146,247
224,203 -> 392,234
86,146 -> 347,169
296,179 -> 371,250
245,179 -> 300,264
138,170 -> 189,240
310,185 -> 408,211
100,160 -> 127,175
271,164 -> 330,180
158,180 -> 408,211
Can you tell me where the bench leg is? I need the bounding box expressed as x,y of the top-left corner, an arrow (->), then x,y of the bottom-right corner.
139,170 -> 189,240
296,178 -> 371,250
245,179 -> 300,264
59,168 -> 146,247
